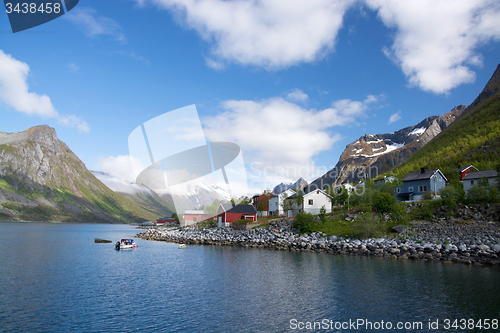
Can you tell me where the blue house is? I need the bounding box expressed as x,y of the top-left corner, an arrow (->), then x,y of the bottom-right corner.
393,168 -> 447,202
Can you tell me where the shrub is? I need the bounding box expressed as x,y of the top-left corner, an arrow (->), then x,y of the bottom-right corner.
439,184 -> 464,206
422,191 -> 433,201
467,184 -> 489,203
233,219 -> 250,225
350,213 -> 386,239
292,211 -> 315,234
373,192 -> 395,213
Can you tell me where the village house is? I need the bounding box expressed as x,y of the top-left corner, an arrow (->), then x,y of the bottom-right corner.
374,176 -> 397,188
394,168 -> 447,202
268,189 -> 295,216
284,188 -> 332,217
454,164 -> 479,181
156,216 -> 177,226
183,210 -> 207,227
216,203 -> 257,228
252,191 -> 273,217
461,170 -> 499,192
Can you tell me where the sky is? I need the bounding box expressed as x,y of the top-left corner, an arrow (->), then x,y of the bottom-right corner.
1,0 -> 500,195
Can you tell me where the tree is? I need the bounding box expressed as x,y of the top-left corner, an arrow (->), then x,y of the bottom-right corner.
293,191 -> 304,211
319,205 -> 327,224
171,212 -> 179,223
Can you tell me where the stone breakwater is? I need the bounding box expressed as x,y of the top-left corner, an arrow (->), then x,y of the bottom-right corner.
137,219 -> 500,266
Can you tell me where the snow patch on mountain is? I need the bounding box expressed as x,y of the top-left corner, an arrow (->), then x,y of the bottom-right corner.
409,127 -> 426,136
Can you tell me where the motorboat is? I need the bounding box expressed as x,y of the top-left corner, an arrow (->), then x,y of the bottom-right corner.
178,244 -> 186,249
115,239 -> 137,250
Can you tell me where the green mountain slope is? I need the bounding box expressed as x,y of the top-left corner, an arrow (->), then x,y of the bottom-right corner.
0,125 -> 171,222
388,64 -> 500,179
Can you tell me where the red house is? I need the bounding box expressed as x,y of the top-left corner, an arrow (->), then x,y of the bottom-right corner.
456,165 -> 478,181
252,192 -> 273,216
156,217 -> 176,226
183,210 -> 207,227
216,203 -> 257,228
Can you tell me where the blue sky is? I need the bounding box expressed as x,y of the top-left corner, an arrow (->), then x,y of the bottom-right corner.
1,0 -> 500,194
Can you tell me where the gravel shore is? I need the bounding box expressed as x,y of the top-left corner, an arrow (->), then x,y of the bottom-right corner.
137,218 -> 500,266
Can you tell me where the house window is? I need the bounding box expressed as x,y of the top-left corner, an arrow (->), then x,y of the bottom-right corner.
308,199 -> 313,205
408,186 -> 414,192
471,180 -> 474,185
396,188 -> 401,193
418,185 -> 427,192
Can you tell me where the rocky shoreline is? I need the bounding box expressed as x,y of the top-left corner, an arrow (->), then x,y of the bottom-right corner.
137,219 -> 500,266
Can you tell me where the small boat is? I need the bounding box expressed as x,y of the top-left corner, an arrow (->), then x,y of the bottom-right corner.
178,244 -> 186,249
115,239 -> 137,250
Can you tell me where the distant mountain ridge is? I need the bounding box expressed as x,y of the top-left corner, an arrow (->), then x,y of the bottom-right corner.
0,125 -> 171,222
272,177 -> 308,194
92,170 -> 233,213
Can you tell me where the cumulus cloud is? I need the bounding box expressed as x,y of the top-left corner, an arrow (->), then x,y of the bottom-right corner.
65,7 -> 126,41
141,0 -> 356,69
286,89 -> 309,103
0,50 -> 90,133
366,0 -> 500,94
388,110 -> 401,124
202,94 -> 380,181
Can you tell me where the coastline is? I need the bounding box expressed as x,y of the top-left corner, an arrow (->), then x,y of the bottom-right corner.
137,219 -> 500,267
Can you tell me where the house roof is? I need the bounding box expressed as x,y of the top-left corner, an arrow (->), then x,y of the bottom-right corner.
402,169 -> 447,182
220,203 -> 257,214
184,210 -> 205,215
286,188 -> 332,199
455,165 -> 479,172
462,170 -> 498,180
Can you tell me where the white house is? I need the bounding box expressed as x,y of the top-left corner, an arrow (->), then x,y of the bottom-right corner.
461,170 -> 498,192
285,189 -> 332,217
268,189 -> 295,216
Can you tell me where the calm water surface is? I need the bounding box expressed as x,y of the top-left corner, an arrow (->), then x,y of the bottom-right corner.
0,222 -> 499,332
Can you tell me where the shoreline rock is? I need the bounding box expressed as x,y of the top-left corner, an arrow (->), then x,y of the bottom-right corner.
137,219 -> 500,267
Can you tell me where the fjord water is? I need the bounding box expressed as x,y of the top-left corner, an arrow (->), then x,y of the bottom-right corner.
1,223 -> 499,332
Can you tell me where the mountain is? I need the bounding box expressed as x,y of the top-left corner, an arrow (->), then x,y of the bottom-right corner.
309,106 -> 464,188
92,170 -> 232,214
272,177 -> 308,194
387,63 -> 500,179
0,125 -> 171,222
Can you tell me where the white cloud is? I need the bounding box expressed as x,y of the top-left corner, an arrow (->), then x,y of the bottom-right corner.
0,50 -> 90,133
95,155 -> 140,183
366,0 -> 500,94
65,7 -> 126,41
67,63 -> 79,73
388,110 -> 401,124
143,0 -> 356,69
286,89 -> 309,103
202,94 -> 380,182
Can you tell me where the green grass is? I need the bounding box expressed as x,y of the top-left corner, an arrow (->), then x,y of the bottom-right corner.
252,222 -> 271,229
0,178 -> 13,192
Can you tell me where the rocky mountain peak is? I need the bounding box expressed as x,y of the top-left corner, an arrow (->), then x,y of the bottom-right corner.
272,177 -> 309,194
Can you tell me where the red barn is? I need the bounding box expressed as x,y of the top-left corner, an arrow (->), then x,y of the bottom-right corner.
216,203 -> 257,228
